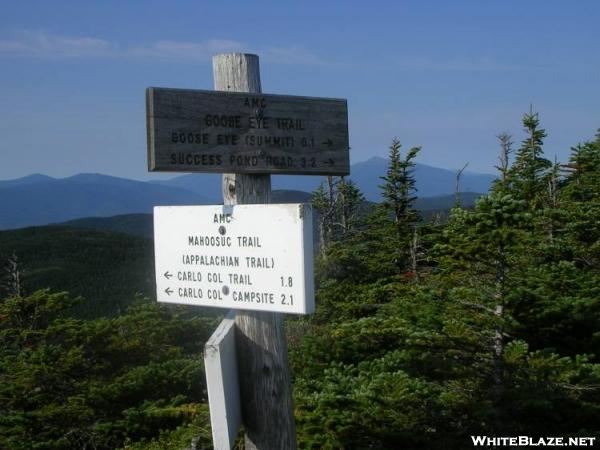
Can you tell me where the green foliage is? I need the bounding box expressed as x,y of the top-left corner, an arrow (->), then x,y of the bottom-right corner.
121,407 -> 213,449
0,290 -> 217,449
295,356 -> 442,449
311,176 -> 367,257
337,178 -> 365,236
294,120 -> 600,447
380,139 -> 420,220
0,226 -> 155,318
564,131 -> 600,202
379,139 -> 421,271
507,110 -> 552,206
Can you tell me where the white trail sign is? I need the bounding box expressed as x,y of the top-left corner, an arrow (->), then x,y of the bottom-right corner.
153,203 -> 314,315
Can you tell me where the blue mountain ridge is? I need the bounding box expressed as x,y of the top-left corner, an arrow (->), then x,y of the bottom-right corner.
150,157 -> 495,203
0,173 -> 55,189
0,174 -> 203,229
0,158 -> 495,230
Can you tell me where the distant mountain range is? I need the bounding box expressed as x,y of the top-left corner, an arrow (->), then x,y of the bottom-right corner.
0,157 -> 495,230
61,192 -> 484,240
150,157 -> 495,203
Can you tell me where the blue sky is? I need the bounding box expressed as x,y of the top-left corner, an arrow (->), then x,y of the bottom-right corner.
1,0 -> 598,180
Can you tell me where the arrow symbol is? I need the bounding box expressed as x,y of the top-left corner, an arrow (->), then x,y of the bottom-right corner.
164,287 -> 173,296
323,158 -> 335,166
322,138 -> 333,148
164,271 -> 173,280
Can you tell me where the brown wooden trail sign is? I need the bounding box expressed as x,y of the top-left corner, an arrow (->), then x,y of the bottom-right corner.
146,87 -> 349,175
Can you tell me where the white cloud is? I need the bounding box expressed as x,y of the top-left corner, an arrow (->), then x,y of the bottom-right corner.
0,31 -> 334,67
129,39 -> 245,60
0,30 -> 114,58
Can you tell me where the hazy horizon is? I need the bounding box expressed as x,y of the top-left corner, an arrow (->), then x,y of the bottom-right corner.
0,155 -> 500,183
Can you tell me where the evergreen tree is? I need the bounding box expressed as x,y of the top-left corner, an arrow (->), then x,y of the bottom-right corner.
563,130 -> 600,202
561,132 -> 600,269
312,176 -> 365,259
508,109 -> 552,207
311,182 -> 335,257
494,132 -> 513,190
380,138 -> 421,271
336,177 -> 365,236
515,132 -> 600,357
540,157 -> 563,242
435,193 -> 532,432
454,163 -> 469,208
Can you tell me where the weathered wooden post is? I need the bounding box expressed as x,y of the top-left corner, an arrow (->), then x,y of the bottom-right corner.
213,53 -> 296,450
147,51 -> 349,450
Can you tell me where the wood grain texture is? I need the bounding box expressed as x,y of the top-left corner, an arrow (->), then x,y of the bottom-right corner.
213,53 -> 261,93
204,310 -> 241,449
216,53 -> 297,450
146,69 -> 349,175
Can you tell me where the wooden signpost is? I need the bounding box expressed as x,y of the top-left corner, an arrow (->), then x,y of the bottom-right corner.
148,52 -> 349,450
147,89 -> 349,175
